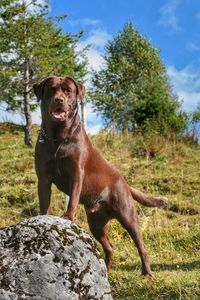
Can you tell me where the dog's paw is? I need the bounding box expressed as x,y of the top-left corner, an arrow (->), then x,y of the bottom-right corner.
141,271 -> 153,280
61,212 -> 75,222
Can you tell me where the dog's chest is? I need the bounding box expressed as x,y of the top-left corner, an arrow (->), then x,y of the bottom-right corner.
52,157 -> 74,193
55,141 -> 78,159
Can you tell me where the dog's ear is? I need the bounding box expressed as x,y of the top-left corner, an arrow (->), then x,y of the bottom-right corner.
65,77 -> 86,102
76,82 -> 86,102
33,77 -> 51,101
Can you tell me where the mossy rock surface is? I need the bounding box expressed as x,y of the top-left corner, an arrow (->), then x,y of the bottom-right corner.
0,215 -> 113,300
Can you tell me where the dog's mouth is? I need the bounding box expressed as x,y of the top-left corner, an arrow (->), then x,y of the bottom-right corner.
50,109 -> 67,121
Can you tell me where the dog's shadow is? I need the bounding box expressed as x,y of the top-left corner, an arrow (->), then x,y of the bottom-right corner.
114,260 -> 200,272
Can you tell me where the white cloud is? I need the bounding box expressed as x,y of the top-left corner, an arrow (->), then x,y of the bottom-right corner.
77,28 -> 111,73
86,47 -> 105,72
186,42 -> 200,52
22,0 -> 49,14
76,27 -> 111,133
78,28 -> 111,51
85,103 -> 103,134
71,18 -> 111,66
87,123 -> 102,135
158,0 -> 181,30
178,91 -> 200,112
69,18 -> 102,27
23,0 -> 46,6
0,104 -> 41,124
78,46 -> 105,74
167,65 -> 200,112
0,109 -> 23,124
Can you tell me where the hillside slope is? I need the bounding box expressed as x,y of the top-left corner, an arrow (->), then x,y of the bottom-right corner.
0,123 -> 199,299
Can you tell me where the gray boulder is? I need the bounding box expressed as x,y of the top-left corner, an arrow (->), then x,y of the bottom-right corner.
0,215 -> 113,300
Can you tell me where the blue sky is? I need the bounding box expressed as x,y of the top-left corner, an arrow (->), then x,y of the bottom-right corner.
1,0 -> 200,134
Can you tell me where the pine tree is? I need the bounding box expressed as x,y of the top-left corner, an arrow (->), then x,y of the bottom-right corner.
0,0 -> 87,146
90,22 -> 187,134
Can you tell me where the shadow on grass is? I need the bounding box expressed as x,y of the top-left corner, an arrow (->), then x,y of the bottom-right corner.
114,260 -> 200,272
152,260 -> 200,272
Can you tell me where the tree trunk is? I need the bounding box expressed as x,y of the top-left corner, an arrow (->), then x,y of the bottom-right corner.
80,101 -> 87,131
23,59 -> 32,147
123,126 -> 129,135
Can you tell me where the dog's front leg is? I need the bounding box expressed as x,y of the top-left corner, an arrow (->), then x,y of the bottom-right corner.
38,179 -> 52,215
63,167 -> 84,221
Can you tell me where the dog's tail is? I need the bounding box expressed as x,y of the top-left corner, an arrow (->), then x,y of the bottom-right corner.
130,186 -> 167,208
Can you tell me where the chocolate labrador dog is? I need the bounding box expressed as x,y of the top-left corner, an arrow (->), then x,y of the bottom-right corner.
33,76 -> 167,276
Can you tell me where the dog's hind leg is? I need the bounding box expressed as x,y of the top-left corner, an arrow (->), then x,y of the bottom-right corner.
115,202 -> 152,276
86,212 -> 114,271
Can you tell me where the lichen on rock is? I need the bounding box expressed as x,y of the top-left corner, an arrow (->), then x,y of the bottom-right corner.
0,215 -> 113,300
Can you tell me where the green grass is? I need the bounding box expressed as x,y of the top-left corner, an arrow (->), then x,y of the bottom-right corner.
0,123 -> 200,299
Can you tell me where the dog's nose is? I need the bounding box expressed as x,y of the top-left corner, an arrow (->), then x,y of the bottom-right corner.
54,96 -> 64,104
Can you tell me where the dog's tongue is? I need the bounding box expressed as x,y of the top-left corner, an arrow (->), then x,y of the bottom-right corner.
52,111 -> 66,119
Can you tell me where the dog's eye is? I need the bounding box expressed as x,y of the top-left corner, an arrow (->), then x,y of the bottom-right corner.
50,86 -> 56,92
63,88 -> 72,94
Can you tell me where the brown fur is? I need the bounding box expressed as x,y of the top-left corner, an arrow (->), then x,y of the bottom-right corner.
34,76 -> 167,276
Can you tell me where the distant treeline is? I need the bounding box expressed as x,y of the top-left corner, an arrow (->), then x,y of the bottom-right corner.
0,1 -> 199,146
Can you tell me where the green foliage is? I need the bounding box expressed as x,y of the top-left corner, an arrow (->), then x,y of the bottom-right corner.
0,0 -> 88,146
90,22 -> 187,135
0,0 -> 87,113
0,123 -> 200,299
192,103 -> 200,123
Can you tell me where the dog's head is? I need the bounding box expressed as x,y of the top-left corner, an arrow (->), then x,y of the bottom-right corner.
33,76 -> 85,122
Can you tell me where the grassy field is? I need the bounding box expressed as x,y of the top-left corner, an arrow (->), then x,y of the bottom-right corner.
0,123 -> 199,299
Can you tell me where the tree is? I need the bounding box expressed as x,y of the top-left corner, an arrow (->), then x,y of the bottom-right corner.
90,22 -> 187,134
190,103 -> 200,140
0,0 -> 87,146
192,103 -> 200,123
